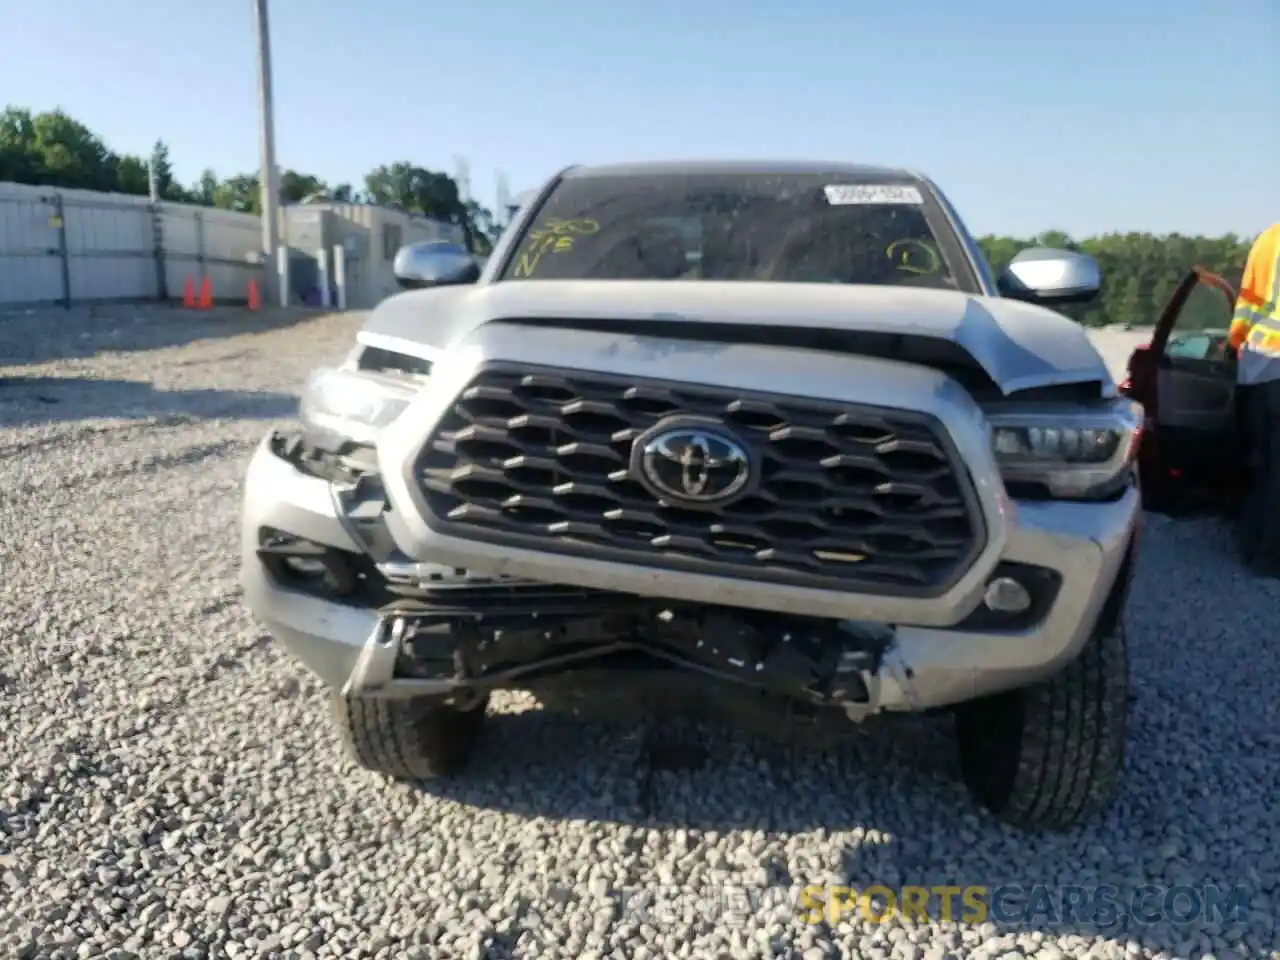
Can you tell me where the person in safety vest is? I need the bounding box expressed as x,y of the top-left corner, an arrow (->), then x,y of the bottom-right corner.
1227,222 -> 1280,575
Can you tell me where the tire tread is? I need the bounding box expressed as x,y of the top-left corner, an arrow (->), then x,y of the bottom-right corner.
333,694 -> 485,781
958,622 -> 1129,830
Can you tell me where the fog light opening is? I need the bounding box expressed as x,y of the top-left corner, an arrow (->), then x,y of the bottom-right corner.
283,556 -> 329,577
983,576 -> 1032,614
257,527 -> 361,600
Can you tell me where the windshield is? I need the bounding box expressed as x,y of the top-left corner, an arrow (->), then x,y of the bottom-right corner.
497,171 -> 974,292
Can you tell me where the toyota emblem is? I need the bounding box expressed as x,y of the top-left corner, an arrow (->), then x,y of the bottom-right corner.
634,424 -> 753,507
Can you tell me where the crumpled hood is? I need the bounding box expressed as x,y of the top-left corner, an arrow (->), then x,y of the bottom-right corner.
357,280 -> 1113,396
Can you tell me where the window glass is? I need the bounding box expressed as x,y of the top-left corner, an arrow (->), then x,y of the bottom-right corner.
499,172 -> 971,292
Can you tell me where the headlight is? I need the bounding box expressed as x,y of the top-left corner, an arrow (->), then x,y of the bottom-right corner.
986,399 -> 1143,499
298,366 -> 418,449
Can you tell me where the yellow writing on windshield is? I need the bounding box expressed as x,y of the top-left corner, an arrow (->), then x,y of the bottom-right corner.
512,218 -> 600,277
886,239 -> 941,275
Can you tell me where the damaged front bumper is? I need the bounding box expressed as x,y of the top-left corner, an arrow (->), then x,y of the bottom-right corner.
240,429 -> 1141,717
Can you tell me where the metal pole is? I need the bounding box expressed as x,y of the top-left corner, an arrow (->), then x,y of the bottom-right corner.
253,0 -> 282,306
53,194 -> 71,310
147,154 -> 166,301
278,245 -> 290,308
316,247 -> 331,308
333,244 -> 347,310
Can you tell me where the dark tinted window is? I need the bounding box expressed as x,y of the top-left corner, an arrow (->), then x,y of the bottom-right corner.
498,172 -> 973,291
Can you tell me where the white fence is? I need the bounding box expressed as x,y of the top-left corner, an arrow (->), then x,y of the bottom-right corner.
0,181 -> 263,309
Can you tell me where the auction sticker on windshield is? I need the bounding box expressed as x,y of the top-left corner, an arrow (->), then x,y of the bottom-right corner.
824,184 -> 923,205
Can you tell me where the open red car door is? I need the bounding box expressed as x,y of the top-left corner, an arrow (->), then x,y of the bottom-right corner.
1122,268 -> 1246,511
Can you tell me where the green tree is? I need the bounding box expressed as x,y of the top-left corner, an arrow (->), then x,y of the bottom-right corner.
978,231 -> 1255,328
213,174 -> 261,214
194,168 -> 219,206
0,107 -> 116,190
36,110 -> 116,189
363,161 -> 493,252
150,140 -> 187,201
0,108 -> 42,183
364,162 -> 463,218
115,155 -> 150,195
363,162 -> 418,208
280,169 -> 328,204
465,199 -> 503,255
1036,229 -> 1077,251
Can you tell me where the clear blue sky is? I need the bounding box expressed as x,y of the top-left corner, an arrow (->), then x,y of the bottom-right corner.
3,0 -> 1276,239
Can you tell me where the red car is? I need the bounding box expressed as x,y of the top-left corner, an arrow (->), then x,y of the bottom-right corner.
1119,268 -> 1250,513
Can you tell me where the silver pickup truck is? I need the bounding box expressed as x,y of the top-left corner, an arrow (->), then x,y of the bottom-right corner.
240,161 -> 1144,829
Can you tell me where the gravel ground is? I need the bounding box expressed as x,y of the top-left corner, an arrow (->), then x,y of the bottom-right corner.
1,306 -> 1276,960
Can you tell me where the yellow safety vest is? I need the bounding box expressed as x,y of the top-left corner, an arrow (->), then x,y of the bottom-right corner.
1228,222 -> 1280,385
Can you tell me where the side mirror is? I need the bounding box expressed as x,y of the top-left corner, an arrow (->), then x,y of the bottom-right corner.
392,241 -> 481,290
997,247 -> 1101,305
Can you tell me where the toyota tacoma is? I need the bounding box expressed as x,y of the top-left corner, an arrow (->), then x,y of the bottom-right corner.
241,162 -> 1144,829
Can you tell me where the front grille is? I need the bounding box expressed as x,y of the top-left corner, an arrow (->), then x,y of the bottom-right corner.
416,364 -> 985,595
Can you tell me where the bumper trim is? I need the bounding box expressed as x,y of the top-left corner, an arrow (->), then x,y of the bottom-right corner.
339,617 -> 401,697
241,433 -> 364,554
241,421 -> 1142,713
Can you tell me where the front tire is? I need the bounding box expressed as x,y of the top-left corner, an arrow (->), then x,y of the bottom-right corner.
333,693 -> 488,781
954,621 -> 1129,829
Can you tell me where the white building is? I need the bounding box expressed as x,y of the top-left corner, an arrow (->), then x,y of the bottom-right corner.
282,201 -> 465,309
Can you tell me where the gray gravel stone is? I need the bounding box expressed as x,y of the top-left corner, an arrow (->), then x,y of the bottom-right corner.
2,307 -> 1277,960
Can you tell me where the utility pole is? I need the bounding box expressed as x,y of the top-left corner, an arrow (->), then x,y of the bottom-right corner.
253,0 -> 282,305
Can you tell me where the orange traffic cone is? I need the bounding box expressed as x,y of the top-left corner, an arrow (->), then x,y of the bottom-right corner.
197,277 -> 213,310
182,276 -> 196,308
246,278 -> 261,311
